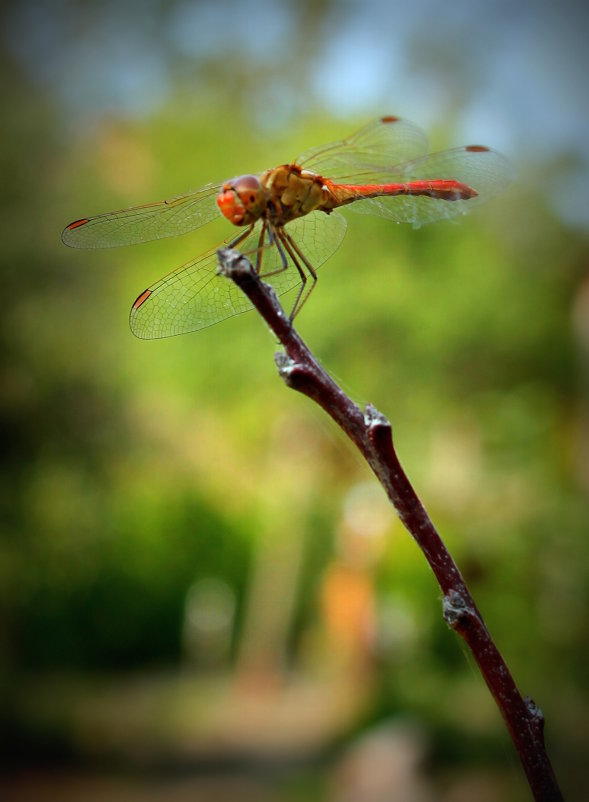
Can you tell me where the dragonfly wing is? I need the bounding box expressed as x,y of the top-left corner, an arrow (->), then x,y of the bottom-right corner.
297,116 -> 429,180
129,210 -> 347,339
343,146 -> 512,228
62,183 -> 222,248
129,228 -> 259,339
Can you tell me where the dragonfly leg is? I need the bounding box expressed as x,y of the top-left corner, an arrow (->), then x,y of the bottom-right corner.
256,222 -> 289,277
252,222 -> 317,321
279,228 -> 318,320
251,222 -> 290,283
236,219 -> 278,275
227,223 -> 255,251
254,219 -> 267,273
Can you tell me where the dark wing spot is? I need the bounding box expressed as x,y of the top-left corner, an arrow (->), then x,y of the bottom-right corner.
132,289 -> 152,310
465,145 -> 490,153
67,218 -> 89,230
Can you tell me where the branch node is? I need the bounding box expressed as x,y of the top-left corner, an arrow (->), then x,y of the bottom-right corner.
274,351 -> 314,391
275,351 -> 296,376
525,697 -> 545,730
443,589 -> 475,628
365,404 -> 396,466
365,403 -> 391,431
274,351 -> 289,365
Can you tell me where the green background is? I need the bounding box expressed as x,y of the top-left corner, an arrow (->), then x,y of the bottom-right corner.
1,1 -> 588,800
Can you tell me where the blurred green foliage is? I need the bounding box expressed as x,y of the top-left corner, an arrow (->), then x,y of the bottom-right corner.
1,3 -> 588,799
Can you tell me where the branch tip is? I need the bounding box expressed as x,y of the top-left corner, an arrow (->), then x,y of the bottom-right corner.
216,247 -> 255,279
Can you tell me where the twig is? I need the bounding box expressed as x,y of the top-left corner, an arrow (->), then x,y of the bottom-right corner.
217,247 -> 564,801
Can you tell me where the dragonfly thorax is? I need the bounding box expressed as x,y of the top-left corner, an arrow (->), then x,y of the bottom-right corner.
260,164 -> 330,224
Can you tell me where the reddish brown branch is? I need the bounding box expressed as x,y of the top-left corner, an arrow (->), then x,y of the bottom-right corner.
217,248 -> 563,802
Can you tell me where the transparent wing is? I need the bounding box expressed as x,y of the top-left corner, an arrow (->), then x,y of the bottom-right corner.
129,210 -> 347,339
338,146 -> 512,228
297,116 -> 429,179
62,183 -> 222,248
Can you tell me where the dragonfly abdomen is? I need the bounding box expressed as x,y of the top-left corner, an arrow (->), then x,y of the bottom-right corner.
328,179 -> 478,207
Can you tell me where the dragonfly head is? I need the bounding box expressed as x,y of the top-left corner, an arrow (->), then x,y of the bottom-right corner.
217,174 -> 266,226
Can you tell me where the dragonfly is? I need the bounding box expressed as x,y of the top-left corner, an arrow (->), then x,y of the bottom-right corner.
62,116 -> 510,339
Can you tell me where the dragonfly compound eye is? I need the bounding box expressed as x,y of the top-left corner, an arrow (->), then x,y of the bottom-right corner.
233,174 -> 261,193
234,175 -> 264,206
217,175 -> 265,225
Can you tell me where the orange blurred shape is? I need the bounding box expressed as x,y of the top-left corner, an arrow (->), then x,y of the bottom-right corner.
321,563 -> 375,665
